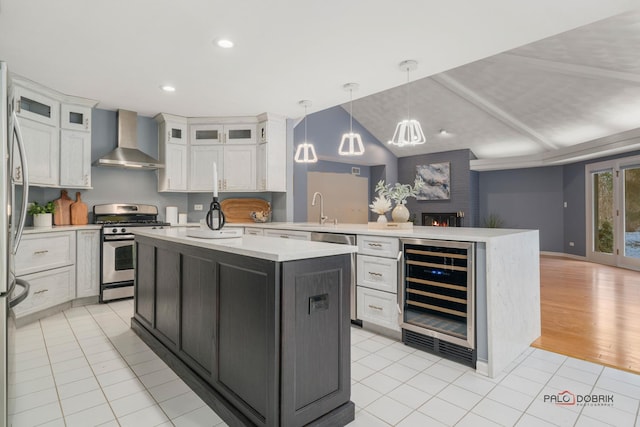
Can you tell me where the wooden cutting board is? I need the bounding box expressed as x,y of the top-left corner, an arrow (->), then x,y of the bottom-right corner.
220,198 -> 270,223
70,192 -> 88,225
53,190 -> 73,226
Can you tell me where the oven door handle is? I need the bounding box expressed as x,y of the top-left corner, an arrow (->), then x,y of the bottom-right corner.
103,234 -> 136,241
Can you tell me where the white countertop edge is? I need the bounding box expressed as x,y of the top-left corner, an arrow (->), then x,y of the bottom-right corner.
234,222 -> 537,242
133,228 -> 357,262
24,224 -> 103,234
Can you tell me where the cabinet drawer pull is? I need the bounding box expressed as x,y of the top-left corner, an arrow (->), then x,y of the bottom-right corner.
280,235 -> 289,239
368,304 -> 383,311
33,289 -> 49,295
33,250 -> 49,255
368,271 -> 383,277
368,243 -> 383,248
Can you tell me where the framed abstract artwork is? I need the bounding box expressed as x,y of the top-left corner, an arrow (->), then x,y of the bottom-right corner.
416,162 -> 450,200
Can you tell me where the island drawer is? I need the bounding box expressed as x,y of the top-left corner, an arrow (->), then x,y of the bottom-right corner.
358,235 -> 399,258
15,231 -> 76,276
357,286 -> 400,331
357,254 -> 398,293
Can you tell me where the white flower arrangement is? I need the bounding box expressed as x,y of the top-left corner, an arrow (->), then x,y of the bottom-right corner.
369,196 -> 392,215
374,177 -> 425,205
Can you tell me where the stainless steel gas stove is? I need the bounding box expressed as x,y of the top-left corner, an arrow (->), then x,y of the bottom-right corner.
94,204 -> 169,302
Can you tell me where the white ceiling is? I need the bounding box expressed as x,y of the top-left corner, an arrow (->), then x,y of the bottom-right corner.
0,1 -> 638,165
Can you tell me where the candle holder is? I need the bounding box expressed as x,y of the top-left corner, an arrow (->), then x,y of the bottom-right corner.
206,197 -> 226,230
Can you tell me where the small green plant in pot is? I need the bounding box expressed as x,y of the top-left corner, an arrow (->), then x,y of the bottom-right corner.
28,201 -> 56,227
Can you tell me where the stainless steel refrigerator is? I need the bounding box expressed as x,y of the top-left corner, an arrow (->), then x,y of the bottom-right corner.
1,60 -> 31,427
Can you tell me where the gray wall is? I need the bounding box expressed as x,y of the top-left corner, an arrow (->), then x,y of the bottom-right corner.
398,149 -> 478,227
293,106 -> 397,221
478,166 -> 564,252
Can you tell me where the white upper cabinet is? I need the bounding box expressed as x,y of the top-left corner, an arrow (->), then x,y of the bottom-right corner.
224,123 -> 255,144
156,114 -> 189,192
165,120 -> 187,145
189,145 -> 223,191
14,86 -> 59,127
60,104 -> 91,131
190,124 -> 224,144
14,117 -> 60,186
60,130 -> 91,187
11,75 -> 97,188
256,113 -> 287,192
157,114 -> 284,193
223,145 -> 256,191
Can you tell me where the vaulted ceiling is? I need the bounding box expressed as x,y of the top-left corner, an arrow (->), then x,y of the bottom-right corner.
346,10 -> 640,169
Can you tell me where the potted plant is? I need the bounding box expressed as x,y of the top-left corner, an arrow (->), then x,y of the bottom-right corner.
369,195 -> 392,223
28,201 -> 56,227
374,177 -> 425,222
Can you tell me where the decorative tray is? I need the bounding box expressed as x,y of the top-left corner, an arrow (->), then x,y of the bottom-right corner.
220,198 -> 270,223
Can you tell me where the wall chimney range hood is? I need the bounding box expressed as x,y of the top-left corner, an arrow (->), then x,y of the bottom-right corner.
94,109 -> 164,170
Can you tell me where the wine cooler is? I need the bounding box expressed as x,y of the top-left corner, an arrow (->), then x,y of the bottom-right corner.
399,238 -> 476,367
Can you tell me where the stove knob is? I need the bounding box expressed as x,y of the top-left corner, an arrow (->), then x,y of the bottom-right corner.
152,226 -> 157,230
121,228 -> 126,233
112,228 -> 118,233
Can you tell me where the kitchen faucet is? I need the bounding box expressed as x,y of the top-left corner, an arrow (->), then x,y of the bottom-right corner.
311,192 -> 328,224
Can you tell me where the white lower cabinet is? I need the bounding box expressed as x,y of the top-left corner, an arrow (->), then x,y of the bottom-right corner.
356,234 -> 400,332
263,229 -> 311,240
244,227 -> 265,236
357,254 -> 398,293
13,266 -> 75,318
356,286 -> 400,332
76,230 -> 100,298
15,229 -> 100,319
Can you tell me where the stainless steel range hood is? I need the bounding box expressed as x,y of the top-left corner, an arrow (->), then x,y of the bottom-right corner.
94,109 -> 164,170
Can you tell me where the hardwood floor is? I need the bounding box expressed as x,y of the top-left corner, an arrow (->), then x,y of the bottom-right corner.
532,255 -> 640,374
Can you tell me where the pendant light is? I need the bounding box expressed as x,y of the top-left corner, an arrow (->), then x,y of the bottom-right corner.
388,60 -> 426,147
294,100 -> 318,163
339,83 -> 365,156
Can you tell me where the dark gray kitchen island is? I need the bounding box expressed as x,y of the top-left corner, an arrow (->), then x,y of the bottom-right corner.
131,228 -> 357,427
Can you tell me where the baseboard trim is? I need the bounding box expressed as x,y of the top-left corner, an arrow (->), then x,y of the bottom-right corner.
540,251 -> 587,260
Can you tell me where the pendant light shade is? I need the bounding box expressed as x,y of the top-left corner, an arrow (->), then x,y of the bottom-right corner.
389,60 -> 426,147
294,100 -> 318,163
339,83 -> 365,156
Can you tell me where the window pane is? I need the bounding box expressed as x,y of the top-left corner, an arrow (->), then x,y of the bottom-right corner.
593,171 -> 613,254
624,167 -> 640,259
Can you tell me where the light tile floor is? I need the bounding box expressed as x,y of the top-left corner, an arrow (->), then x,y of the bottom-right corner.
8,301 -> 640,427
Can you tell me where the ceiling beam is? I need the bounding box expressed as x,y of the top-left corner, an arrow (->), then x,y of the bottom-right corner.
470,127 -> 640,171
432,74 -> 558,150
497,53 -> 640,85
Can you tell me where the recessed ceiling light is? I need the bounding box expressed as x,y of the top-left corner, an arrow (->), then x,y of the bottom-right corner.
216,39 -> 234,49
161,85 -> 176,92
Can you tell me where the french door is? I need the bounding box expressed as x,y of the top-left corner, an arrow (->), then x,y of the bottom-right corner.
586,156 -> 640,270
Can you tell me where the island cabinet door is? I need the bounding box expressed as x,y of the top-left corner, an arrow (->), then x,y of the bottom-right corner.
280,254 -> 352,427
212,255 -> 279,427
178,251 -> 217,382
134,243 -> 180,352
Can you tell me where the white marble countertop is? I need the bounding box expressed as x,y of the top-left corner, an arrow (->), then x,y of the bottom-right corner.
23,224 -> 102,234
133,227 -> 357,262
238,222 -> 535,242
